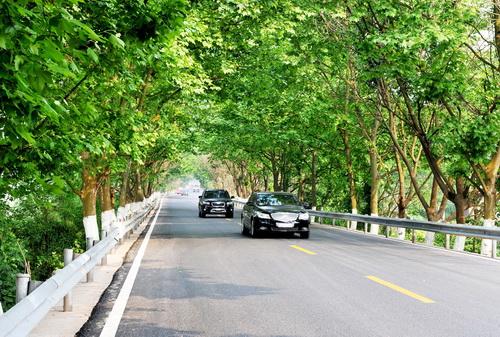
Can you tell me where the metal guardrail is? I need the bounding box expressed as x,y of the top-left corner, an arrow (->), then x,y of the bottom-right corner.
232,198 -> 500,249
0,194 -> 160,337
308,211 -> 500,241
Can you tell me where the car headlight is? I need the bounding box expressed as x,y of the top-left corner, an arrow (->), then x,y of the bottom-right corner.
226,201 -> 233,206
255,211 -> 271,219
202,201 -> 210,205
298,212 -> 310,221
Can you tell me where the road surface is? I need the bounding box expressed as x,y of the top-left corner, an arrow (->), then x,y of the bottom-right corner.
97,195 -> 500,337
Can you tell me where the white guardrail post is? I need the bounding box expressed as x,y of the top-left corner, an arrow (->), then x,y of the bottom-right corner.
85,238 -> 95,283
0,194 -> 159,337
15,274 -> 30,304
63,249 -> 73,312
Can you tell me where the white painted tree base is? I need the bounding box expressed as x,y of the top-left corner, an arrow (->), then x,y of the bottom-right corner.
117,206 -> 127,221
454,236 -> 465,251
349,209 -> 357,230
369,214 -> 379,234
425,231 -> 435,246
101,209 -> 116,232
481,219 -> 496,256
83,215 -> 99,241
397,227 -> 405,240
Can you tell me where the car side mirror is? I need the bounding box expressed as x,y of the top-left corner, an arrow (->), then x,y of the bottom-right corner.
231,196 -> 235,199
302,202 -> 312,209
198,196 -> 202,199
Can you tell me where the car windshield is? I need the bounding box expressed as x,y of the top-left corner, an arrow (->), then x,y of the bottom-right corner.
204,190 -> 230,199
256,193 -> 298,206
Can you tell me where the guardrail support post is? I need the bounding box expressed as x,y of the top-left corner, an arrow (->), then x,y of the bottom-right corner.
385,226 -> 389,238
411,229 -> 416,244
445,234 -> 450,249
363,223 -> 367,234
63,248 -> 73,312
101,230 -> 108,265
0,301 -> 4,315
86,238 -> 94,282
492,240 -> 497,259
16,273 -> 30,303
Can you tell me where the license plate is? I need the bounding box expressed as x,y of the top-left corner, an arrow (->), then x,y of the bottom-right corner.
276,222 -> 294,228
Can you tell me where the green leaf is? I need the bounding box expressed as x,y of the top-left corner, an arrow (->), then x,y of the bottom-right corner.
14,55 -> 24,70
0,35 -> 7,49
16,127 -> 36,145
86,48 -> 99,63
109,34 -> 125,49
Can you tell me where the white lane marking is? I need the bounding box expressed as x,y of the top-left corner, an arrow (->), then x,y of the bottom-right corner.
99,199 -> 163,337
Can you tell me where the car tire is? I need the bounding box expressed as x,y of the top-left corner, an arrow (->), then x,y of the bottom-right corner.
226,211 -> 234,218
200,210 -> 206,218
250,218 -> 259,238
300,231 -> 310,239
241,217 -> 249,236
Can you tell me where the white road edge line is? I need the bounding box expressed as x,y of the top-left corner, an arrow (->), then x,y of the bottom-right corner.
99,198 -> 163,337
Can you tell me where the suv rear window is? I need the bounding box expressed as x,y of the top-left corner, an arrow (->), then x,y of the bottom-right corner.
204,190 -> 230,199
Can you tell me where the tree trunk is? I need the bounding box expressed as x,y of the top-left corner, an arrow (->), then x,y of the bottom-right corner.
341,129 -> 358,230
271,157 -> 281,192
480,146 -> 500,255
494,0 -> 500,64
311,150 -> 318,208
117,160 -> 131,220
135,168 -> 145,202
369,148 -> 380,234
453,177 -> 467,251
81,153 -> 99,241
101,170 -> 115,232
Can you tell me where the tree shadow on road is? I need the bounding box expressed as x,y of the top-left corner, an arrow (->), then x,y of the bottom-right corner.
130,267 -> 277,301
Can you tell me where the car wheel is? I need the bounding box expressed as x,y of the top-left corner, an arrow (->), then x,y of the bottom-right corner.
241,217 -> 249,236
250,218 -> 259,238
198,209 -> 202,218
300,231 -> 310,239
226,211 -> 234,218
200,210 -> 206,218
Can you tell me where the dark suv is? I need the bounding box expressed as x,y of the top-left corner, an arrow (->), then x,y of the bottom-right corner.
198,189 -> 234,218
241,192 -> 310,238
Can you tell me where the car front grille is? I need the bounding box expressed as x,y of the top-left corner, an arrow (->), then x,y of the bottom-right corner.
211,201 -> 225,207
271,212 -> 298,222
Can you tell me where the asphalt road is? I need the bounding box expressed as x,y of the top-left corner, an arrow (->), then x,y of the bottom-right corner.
111,195 -> 500,337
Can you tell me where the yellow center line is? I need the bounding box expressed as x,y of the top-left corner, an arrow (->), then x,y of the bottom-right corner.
290,245 -> 317,255
366,275 -> 435,304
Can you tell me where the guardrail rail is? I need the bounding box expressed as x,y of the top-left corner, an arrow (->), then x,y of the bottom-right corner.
0,193 -> 162,337
232,199 -> 500,258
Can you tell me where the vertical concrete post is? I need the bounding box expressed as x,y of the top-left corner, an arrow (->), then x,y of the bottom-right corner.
385,226 -> 389,238
411,229 -> 416,244
86,238 -> 94,282
445,234 -> 450,249
16,273 -> 30,303
492,240 -> 497,259
63,248 -> 73,312
101,230 -> 108,266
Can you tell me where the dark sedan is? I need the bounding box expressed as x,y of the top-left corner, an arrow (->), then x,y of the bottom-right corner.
241,192 -> 310,238
198,189 -> 234,218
